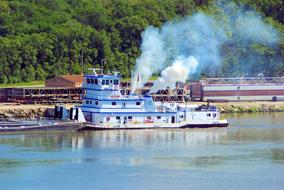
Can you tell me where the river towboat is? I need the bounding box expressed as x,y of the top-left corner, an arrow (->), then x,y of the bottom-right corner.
79,70 -> 228,130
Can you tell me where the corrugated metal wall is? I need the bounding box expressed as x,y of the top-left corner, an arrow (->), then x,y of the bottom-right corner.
190,78 -> 284,101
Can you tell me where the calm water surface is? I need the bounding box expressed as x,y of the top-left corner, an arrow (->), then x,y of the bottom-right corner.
0,113 -> 284,190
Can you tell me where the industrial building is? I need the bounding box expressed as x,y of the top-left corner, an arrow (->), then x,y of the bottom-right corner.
45,75 -> 83,88
190,77 -> 284,101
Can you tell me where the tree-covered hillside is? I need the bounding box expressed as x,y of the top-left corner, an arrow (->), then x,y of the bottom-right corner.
0,0 -> 283,84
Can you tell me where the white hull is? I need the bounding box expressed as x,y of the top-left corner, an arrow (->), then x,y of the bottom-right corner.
80,119 -> 229,130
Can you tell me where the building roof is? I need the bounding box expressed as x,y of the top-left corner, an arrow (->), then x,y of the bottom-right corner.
60,75 -> 83,84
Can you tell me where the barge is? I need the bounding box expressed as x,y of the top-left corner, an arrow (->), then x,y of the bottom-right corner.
0,106 -> 85,132
0,120 -> 83,132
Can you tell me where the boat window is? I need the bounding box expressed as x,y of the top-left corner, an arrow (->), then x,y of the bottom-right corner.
213,113 -> 217,117
147,116 -> 151,119
114,79 -> 119,85
86,100 -> 89,104
102,80 -> 105,85
112,102 -> 116,106
106,80 -> 109,85
94,79 -> 98,84
110,80 -> 113,84
157,116 -> 161,119
95,101 -> 98,105
180,115 -> 184,118
91,79 -> 94,84
207,113 -> 211,117
128,116 -> 132,119
87,78 -> 90,84
136,102 -> 141,105
90,101 -> 92,104
116,116 -> 120,120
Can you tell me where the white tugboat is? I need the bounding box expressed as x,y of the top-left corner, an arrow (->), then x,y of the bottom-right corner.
80,70 -> 228,130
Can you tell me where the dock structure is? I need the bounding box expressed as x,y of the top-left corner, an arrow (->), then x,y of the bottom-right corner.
120,81 -> 189,102
0,87 -> 82,104
190,77 -> 284,101
0,82 -> 188,104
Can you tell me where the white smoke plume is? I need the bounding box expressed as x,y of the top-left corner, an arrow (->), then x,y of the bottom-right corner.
131,27 -> 166,92
131,13 -> 226,93
150,56 -> 198,93
131,1 -> 280,93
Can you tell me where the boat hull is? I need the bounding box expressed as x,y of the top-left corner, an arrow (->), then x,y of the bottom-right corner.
79,120 -> 229,130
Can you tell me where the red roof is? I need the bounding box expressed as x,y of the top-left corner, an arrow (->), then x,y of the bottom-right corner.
60,75 -> 83,84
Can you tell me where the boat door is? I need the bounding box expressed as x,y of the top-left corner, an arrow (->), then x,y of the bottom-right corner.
171,116 -> 175,123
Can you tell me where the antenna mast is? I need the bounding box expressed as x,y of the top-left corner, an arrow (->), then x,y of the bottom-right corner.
101,59 -> 106,74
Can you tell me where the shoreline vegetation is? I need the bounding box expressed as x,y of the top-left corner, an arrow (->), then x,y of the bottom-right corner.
1,101 -> 284,119
0,1 -> 283,84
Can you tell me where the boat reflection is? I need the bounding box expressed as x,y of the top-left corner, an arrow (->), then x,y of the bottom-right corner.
71,129 -> 227,149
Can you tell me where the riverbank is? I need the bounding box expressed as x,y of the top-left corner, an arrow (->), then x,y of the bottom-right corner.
0,104 -> 75,119
202,101 -> 284,113
0,104 -> 52,119
0,101 -> 284,119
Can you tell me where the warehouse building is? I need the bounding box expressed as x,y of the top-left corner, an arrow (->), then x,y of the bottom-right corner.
190,77 -> 284,101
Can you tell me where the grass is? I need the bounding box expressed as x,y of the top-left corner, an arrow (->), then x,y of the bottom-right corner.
0,81 -> 44,88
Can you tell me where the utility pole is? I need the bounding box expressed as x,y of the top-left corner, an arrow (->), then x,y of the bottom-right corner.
81,50 -> 84,74
101,59 -> 106,74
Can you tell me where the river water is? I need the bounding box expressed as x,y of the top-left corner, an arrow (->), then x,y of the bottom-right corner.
0,113 -> 284,190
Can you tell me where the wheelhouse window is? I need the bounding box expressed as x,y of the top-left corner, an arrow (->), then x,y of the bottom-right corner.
102,80 -> 105,85
91,79 -> 94,84
157,116 -> 161,119
116,116 -> 120,120
112,102 -> 116,106
86,100 -> 89,104
114,79 -> 119,85
136,102 -> 141,105
94,79 -> 98,84
106,80 -> 109,85
87,78 -> 90,84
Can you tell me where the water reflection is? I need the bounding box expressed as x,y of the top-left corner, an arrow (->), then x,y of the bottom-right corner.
0,112 -> 284,172
75,129 -> 228,149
